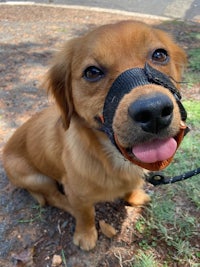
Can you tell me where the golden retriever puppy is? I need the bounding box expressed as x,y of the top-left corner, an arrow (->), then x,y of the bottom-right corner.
3,21 -> 187,251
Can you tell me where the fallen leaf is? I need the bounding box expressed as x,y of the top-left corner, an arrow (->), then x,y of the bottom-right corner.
52,254 -> 62,266
99,220 -> 117,238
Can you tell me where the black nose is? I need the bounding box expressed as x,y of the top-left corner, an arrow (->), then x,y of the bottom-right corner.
128,93 -> 174,134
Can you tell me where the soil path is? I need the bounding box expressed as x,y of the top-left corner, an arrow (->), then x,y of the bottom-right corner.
0,5 -> 199,267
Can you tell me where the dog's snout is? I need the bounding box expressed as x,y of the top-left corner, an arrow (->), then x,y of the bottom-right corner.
128,93 -> 173,134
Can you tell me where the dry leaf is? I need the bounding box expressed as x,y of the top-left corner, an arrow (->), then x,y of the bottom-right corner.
99,220 -> 117,238
52,254 -> 62,266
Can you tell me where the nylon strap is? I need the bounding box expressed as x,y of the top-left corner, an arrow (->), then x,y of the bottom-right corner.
99,63 -> 188,147
148,167 -> 200,186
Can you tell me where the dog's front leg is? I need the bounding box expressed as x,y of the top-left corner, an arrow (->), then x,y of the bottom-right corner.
68,194 -> 97,250
73,206 -> 97,251
73,205 -> 97,251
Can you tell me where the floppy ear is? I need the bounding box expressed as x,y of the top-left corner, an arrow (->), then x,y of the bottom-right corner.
46,39 -> 76,129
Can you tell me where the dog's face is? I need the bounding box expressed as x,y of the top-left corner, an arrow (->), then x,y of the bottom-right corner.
47,21 -> 187,169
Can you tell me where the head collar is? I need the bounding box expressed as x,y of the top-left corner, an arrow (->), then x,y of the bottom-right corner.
96,63 -> 189,171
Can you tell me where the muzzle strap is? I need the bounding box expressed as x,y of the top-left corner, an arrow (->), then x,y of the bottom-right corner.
144,63 -> 187,121
96,63 -> 189,171
100,66 -> 151,144
98,63 -> 187,144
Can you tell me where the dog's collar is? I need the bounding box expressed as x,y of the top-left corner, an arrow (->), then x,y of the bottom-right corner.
96,63 -> 189,171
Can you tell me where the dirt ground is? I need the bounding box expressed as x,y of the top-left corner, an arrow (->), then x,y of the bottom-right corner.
0,5 -> 200,267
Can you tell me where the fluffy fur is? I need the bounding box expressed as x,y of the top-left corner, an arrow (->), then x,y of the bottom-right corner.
3,21 -> 186,250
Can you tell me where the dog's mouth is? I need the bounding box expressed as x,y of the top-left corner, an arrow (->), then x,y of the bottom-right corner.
96,63 -> 189,171
114,121 -> 188,171
132,137 -> 177,163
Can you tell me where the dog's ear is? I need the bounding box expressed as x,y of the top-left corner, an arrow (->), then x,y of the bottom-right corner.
46,39 -> 76,129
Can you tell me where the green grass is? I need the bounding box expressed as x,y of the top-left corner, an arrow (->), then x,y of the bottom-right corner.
188,48 -> 200,72
134,251 -> 159,267
133,100 -> 200,266
61,249 -> 67,267
184,47 -> 200,88
183,101 -> 200,126
18,204 -> 45,223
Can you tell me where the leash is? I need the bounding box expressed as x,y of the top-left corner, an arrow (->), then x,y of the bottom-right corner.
147,167 -> 200,186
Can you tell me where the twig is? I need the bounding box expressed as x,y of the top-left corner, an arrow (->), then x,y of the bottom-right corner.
114,251 -> 123,267
114,251 -> 135,267
57,220 -> 62,235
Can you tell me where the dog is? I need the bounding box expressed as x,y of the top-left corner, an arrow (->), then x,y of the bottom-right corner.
3,20 -> 187,251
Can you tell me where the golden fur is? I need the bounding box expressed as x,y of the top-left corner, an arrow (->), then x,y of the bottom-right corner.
3,21 -> 186,250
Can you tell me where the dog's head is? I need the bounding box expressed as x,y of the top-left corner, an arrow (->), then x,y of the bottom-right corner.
47,20 -> 188,171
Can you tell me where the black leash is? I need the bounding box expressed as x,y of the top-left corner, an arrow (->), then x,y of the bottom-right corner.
147,167 -> 200,186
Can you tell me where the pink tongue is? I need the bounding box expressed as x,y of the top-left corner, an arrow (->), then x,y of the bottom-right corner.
132,138 -> 177,163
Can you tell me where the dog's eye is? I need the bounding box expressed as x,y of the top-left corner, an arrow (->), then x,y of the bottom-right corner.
83,66 -> 104,82
152,49 -> 169,64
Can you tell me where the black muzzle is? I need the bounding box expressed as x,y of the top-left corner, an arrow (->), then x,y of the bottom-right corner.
96,63 -> 189,171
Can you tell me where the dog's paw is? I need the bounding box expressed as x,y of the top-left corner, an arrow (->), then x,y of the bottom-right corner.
73,227 -> 98,251
125,189 -> 151,207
